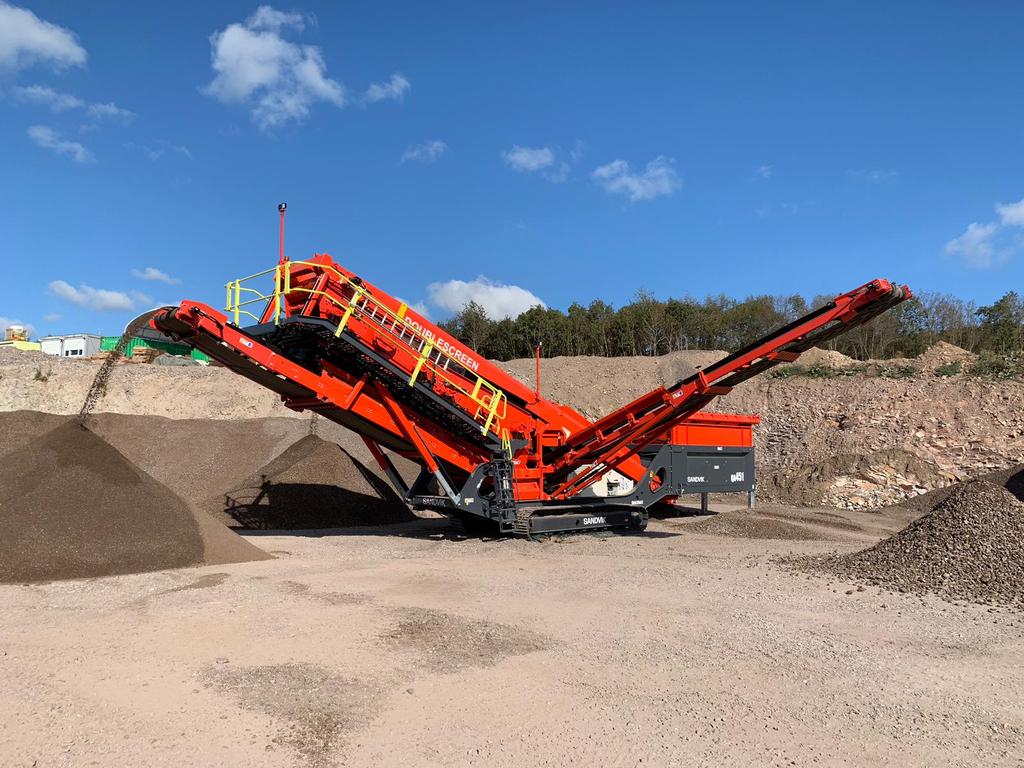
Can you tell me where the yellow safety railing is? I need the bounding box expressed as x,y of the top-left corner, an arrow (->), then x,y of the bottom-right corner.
225,261 -> 509,442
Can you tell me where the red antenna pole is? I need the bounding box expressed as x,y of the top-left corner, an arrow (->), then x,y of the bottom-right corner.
278,202 -> 287,264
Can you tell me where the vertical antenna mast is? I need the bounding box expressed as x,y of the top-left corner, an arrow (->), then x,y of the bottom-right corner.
278,202 -> 287,264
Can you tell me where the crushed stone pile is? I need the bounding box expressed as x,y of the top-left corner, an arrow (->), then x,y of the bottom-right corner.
792,347 -> 857,369
794,480 -> 1024,607
915,341 -> 976,371
894,463 -> 1024,516
764,449 -> 951,509
0,420 -> 269,583
214,434 -> 414,530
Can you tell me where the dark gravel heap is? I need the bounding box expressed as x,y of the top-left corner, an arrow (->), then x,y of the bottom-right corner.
214,435 -> 414,530
796,480 -> 1024,607
0,420 -> 267,583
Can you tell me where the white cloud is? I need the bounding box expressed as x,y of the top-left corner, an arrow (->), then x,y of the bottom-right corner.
502,145 -> 555,173
43,313 -> 61,323
15,84 -> 133,127
996,197 -> 1024,227
366,73 -> 410,103
427,277 -> 545,320
944,222 -> 999,268
203,5 -> 345,130
27,125 -> 94,163
48,280 -> 137,311
0,1 -> 86,72
946,195 -> 1024,268
87,102 -> 135,123
757,164 -> 773,179
13,84 -> 83,111
401,139 -> 446,164
131,267 -> 180,285
502,144 -> 579,183
247,5 -> 305,32
592,156 -> 680,202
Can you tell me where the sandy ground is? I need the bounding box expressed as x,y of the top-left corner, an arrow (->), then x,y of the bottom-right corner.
2,504 -> 1022,768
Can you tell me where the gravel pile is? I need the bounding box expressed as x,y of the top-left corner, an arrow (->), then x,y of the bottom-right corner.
0,420 -> 268,583
795,480 -> 1024,606
214,435 -> 414,530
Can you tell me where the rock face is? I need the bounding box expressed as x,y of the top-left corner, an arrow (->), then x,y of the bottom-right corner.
762,449 -> 951,509
794,479 -> 1024,607
0,420 -> 269,583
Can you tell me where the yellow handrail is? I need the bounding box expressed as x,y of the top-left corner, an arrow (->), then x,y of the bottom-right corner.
224,260 -> 509,438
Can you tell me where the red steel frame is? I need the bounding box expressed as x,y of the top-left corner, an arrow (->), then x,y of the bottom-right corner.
153,254 -> 909,507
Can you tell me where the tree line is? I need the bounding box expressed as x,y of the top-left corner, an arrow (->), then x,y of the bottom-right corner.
438,289 -> 1024,362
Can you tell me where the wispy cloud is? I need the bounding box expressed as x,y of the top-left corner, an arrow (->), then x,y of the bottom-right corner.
847,168 -> 900,185
48,280 -> 138,311
401,139 -> 446,164
996,198 -> 1024,227
366,73 -> 410,103
27,125 -> 93,163
503,145 -> 555,173
140,141 -> 192,161
86,102 -> 135,124
592,156 -> 680,202
203,5 -> 345,130
757,164 -> 774,179
427,277 -> 545,320
131,267 -> 180,285
945,195 -> 1024,268
13,84 -> 83,111
15,84 -> 135,128
42,312 -> 61,323
945,222 -> 1000,268
0,1 -> 86,72
501,144 -> 574,183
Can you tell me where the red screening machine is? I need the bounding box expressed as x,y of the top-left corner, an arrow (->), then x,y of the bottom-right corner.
151,207 -> 910,536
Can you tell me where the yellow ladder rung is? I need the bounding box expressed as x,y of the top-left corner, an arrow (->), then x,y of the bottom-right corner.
409,339 -> 434,386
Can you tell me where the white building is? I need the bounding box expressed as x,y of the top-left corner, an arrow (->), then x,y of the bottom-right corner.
39,334 -> 103,358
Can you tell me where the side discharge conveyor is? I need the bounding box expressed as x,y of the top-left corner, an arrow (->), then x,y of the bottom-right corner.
151,211 -> 911,537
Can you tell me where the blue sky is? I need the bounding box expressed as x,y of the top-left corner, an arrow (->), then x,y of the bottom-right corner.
2,1 -> 1023,337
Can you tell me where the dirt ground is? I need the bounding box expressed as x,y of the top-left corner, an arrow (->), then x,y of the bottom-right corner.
2,503 -> 1021,768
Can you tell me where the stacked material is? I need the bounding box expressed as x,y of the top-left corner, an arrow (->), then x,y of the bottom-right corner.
797,480 -> 1024,606
0,420 -> 269,583
214,435 -> 414,530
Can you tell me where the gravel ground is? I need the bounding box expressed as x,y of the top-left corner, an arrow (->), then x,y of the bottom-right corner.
1,504 -> 1022,767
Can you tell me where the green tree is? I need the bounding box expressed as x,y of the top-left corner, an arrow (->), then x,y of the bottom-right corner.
976,292 -> 1024,353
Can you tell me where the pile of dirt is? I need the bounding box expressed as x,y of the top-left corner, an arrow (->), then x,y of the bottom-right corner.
915,341 -> 976,371
763,449 -> 950,509
792,347 -> 857,369
0,421 -> 269,583
794,480 -> 1024,606
214,435 -> 414,530
894,463 -> 1024,515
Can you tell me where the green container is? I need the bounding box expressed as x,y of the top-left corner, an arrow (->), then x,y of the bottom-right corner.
100,335 -> 210,362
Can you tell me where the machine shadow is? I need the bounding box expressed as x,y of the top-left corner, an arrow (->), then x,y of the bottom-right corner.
219,479 -> 414,531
